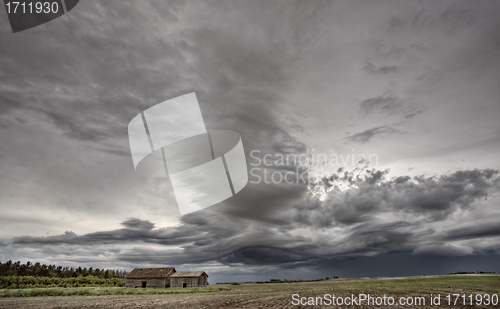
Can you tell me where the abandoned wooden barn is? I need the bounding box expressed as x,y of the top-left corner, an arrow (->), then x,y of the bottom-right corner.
125,267 -> 176,288
170,271 -> 209,288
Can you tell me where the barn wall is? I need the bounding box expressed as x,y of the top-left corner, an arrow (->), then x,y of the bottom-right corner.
198,275 -> 207,287
146,278 -> 167,288
125,279 -> 143,288
171,277 -> 200,288
125,278 -> 167,288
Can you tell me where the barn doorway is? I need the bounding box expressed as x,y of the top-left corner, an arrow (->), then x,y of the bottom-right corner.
141,281 -> 147,288
182,283 -> 186,288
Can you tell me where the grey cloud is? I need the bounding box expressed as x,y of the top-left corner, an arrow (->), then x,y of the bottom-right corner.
386,4 -> 481,35
13,222 -> 203,247
410,43 -> 429,51
0,0 -> 309,247
363,61 -> 398,75
359,94 -> 403,116
386,1 -> 498,37
344,125 -> 401,144
416,68 -> 446,83
404,111 -> 423,119
374,41 -> 407,59
442,223 -> 500,241
218,247 -> 305,266
121,218 -> 155,230
387,15 -> 408,34
356,92 -> 423,129
305,169 -> 500,226
0,1 -> 190,146
413,244 -> 474,256
40,109 -> 110,142
343,222 -> 414,254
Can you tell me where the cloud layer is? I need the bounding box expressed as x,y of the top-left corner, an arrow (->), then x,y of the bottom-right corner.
4,167 -> 499,278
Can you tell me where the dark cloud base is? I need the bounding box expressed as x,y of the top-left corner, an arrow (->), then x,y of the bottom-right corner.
320,253 -> 500,279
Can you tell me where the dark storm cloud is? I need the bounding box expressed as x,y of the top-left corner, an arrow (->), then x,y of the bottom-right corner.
176,1 -> 326,160
353,92 -> 423,138
11,0 -> 305,160
387,169 -> 499,214
9,168 -> 500,268
121,218 -> 155,230
442,223 -> 500,241
218,247 -> 305,266
411,244 -> 474,257
0,0 -> 200,147
299,168 -> 500,227
0,0 -> 309,240
13,221 -> 202,246
344,125 -> 400,143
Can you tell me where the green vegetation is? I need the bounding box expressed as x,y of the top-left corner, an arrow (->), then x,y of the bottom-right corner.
0,260 -> 129,289
0,286 -> 231,298
0,275 -> 125,289
0,260 -> 127,279
450,271 -> 498,275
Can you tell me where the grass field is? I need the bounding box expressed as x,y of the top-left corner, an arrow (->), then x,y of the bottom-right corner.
0,274 -> 499,308
0,286 -> 230,298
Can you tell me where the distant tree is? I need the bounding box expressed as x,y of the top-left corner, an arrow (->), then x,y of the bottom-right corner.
0,261 -> 126,279
40,264 -> 49,277
33,262 -> 41,276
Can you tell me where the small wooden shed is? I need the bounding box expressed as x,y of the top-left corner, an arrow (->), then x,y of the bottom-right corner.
125,267 -> 176,288
170,271 -> 208,288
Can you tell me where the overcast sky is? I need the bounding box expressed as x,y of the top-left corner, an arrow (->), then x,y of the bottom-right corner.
1,0 -> 499,283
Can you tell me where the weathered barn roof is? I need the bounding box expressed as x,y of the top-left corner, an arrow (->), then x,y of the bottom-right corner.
126,267 -> 176,279
171,271 -> 208,278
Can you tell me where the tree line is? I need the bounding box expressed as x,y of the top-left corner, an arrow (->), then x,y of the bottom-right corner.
0,276 -> 125,289
0,260 -> 128,279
